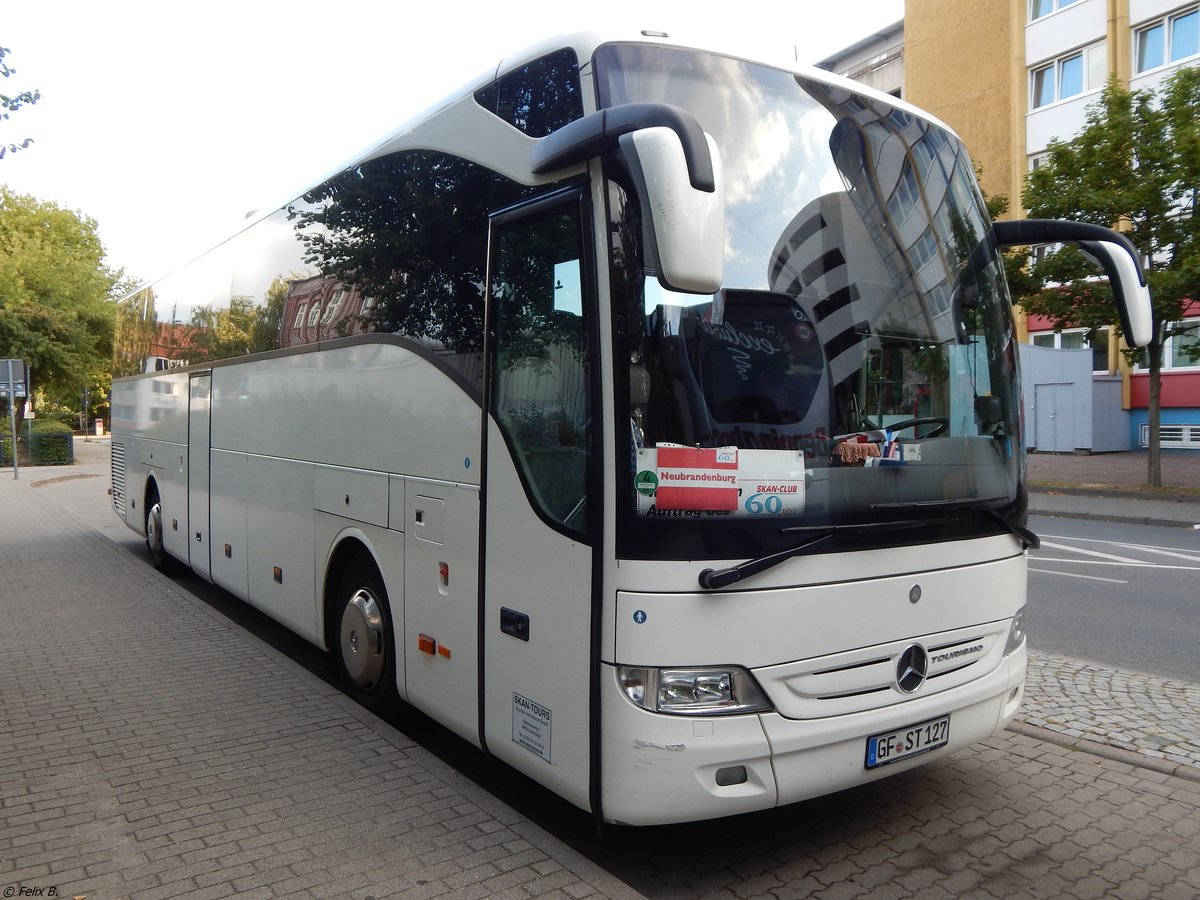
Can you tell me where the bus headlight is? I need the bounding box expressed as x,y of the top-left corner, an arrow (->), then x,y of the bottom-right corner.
618,665 -> 772,715
1003,606 -> 1026,656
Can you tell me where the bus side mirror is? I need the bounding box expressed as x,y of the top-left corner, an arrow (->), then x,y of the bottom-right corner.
619,128 -> 724,294
992,219 -> 1153,348
1076,240 -> 1153,348
530,101 -> 725,295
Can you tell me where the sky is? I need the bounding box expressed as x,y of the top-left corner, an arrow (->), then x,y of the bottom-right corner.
2,0 -> 904,285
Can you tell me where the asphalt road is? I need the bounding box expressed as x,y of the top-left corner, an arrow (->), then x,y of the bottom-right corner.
1028,513 -> 1200,683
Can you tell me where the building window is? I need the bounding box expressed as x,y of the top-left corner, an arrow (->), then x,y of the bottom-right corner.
321,289 -> 345,325
887,161 -> 920,225
1031,43 -> 1106,108
308,302 -> 322,326
912,133 -> 944,180
1136,6 -> 1200,72
927,280 -> 952,316
909,229 -> 938,271
1168,321 -> 1200,368
1129,318 -> 1200,370
1031,0 -> 1081,21
292,304 -> 307,328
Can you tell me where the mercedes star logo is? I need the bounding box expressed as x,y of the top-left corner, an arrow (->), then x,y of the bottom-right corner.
896,644 -> 929,693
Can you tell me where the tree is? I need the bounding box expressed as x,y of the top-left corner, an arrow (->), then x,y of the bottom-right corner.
1,46 -> 40,159
1019,69 -> 1200,487
0,188 -> 117,418
184,277 -> 289,363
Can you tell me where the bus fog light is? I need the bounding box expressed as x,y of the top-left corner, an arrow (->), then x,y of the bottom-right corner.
715,765 -> 748,786
617,665 -> 771,715
1004,606 -> 1026,656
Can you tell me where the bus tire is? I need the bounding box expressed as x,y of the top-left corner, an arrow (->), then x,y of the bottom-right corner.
145,485 -> 176,574
333,553 -> 398,713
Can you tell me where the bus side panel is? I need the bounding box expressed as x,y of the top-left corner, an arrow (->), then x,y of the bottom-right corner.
482,428 -> 593,813
152,438 -> 189,566
402,479 -> 480,746
209,450 -> 249,599
209,344 -> 482,487
245,455 -> 317,643
110,374 -> 190,559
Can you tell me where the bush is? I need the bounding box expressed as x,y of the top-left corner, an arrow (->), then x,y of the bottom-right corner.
30,419 -> 74,465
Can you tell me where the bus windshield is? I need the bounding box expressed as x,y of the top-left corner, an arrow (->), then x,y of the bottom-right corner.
597,43 -> 1024,560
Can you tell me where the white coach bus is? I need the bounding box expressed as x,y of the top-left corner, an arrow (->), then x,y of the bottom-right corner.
110,28 -> 1151,826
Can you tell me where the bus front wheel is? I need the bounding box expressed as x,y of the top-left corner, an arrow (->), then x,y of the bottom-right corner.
334,555 -> 398,712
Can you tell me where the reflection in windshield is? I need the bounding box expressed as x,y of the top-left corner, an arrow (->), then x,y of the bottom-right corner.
599,45 -> 1022,548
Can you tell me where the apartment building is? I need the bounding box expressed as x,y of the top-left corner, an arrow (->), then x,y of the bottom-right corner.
824,1 -> 1200,452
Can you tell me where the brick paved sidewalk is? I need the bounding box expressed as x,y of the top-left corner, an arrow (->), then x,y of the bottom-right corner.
5,443 -> 1200,899
0,468 -> 641,900
1027,450 -> 1200,495
1021,653 -> 1200,780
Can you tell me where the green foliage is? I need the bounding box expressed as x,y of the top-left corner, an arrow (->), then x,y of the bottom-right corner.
185,277 -> 289,362
0,188 -> 118,413
1019,68 -> 1200,484
1020,71 -> 1200,346
29,417 -> 70,434
29,430 -> 72,464
290,151 -> 536,354
1,46 -> 40,159
0,418 -> 73,465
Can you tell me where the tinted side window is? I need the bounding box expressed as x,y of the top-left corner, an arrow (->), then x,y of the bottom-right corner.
289,151 -> 534,391
475,48 -> 583,138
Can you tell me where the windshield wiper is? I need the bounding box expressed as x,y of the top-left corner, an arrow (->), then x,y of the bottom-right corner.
697,520 -> 927,590
869,496 -> 1040,549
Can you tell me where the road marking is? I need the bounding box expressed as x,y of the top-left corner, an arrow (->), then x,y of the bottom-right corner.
1032,534 -> 1200,577
1110,544 -> 1200,563
1038,540 -> 1142,563
1040,533 -> 1200,561
1028,567 -> 1128,584
1031,557 -> 1200,571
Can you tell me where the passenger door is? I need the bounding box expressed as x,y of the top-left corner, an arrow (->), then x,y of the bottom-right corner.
482,189 -> 597,812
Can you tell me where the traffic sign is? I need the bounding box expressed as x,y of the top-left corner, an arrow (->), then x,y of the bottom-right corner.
2,358 -> 27,397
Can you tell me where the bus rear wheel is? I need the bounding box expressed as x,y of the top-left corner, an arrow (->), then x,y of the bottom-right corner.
334,554 -> 398,712
145,487 -> 174,573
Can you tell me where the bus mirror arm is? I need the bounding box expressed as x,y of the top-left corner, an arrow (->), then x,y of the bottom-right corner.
530,102 -> 714,191
991,219 -> 1153,348
532,103 -> 725,295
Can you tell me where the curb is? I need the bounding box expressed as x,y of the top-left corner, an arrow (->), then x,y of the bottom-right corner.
1030,483 -> 1200,504
1027,508 -> 1200,529
1008,721 -> 1200,785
